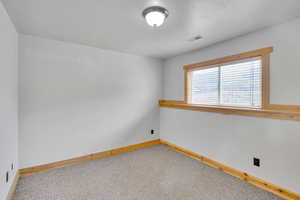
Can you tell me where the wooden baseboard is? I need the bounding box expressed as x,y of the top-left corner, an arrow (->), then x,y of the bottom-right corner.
160,139 -> 300,200
17,139 -> 300,200
6,171 -> 20,200
20,139 -> 160,176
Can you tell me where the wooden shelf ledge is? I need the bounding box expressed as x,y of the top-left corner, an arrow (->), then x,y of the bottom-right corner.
159,100 -> 300,122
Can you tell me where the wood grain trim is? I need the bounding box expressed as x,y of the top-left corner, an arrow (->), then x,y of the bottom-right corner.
183,47 -> 272,107
111,139 -> 161,155
20,139 -> 160,176
266,104 -> 300,112
6,171 -> 20,200
183,47 -> 273,71
160,139 -> 300,200
262,53 -> 270,108
184,70 -> 191,103
159,100 -> 300,122
159,100 -> 185,104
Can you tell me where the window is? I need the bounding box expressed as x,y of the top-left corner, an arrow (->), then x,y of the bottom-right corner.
160,47 -> 300,122
191,67 -> 219,105
190,57 -> 262,108
184,47 -> 273,109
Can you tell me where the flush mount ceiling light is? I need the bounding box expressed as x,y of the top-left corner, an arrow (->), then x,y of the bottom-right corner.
142,6 -> 169,27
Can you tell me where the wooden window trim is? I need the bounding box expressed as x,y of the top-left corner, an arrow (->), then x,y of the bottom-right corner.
159,47 -> 300,122
159,100 -> 300,122
184,47 -> 272,106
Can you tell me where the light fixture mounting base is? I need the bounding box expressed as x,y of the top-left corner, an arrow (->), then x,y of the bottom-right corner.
142,6 -> 169,18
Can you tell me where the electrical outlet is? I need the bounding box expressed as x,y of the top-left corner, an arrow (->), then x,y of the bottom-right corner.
253,157 -> 260,167
151,129 -> 154,135
6,172 -> 9,183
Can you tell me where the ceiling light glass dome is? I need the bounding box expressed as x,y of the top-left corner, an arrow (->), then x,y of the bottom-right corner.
142,6 -> 169,27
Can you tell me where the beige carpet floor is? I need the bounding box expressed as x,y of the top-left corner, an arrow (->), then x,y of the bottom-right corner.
14,144 -> 282,200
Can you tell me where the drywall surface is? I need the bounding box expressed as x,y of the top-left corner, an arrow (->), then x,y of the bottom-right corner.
161,18 -> 300,193
163,18 -> 300,105
0,2 -> 18,200
19,34 -> 162,168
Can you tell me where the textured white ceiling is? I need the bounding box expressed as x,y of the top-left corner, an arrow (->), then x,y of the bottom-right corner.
2,0 -> 300,58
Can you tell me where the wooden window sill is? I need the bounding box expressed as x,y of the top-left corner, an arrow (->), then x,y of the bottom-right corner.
159,100 -> 300,122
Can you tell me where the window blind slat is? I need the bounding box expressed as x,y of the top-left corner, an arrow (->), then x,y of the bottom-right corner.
191,67 -> 219,105
190,58 -> 262,108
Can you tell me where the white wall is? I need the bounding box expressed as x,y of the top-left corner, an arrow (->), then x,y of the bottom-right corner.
19,34 -> 162,168
161,18 -> 300,193
0,2 -> 18,200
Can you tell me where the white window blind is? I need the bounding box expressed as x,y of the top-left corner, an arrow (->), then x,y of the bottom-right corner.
191,67 -> 219,105
191,57 -> 262,108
